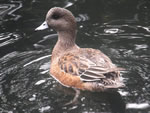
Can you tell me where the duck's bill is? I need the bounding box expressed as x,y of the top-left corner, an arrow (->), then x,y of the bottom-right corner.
35,21 -> 49,31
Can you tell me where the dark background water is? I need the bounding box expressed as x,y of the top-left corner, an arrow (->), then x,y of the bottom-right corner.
0,0 -> 150,113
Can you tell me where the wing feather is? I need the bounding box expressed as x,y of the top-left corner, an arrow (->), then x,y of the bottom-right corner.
58,52 -> 121,83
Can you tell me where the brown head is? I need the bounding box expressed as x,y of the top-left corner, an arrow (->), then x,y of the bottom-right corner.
35,7 -> 77,34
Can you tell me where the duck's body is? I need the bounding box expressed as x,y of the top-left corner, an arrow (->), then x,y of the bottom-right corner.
36,7 -> 124,104
51,45 -> 123,91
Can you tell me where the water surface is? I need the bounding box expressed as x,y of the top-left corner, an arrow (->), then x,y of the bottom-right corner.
0,0 -> 150,113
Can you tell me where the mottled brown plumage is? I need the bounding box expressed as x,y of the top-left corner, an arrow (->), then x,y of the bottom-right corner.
51,48 -> 124,91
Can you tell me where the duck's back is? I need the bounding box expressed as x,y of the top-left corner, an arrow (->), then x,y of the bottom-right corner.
50,48 -> 124,91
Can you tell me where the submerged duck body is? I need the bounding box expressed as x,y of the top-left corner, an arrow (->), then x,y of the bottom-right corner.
36,7 -> 124,92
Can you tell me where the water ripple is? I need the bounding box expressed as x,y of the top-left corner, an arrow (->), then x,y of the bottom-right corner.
126,103 -> 150,109
76,14 -> 89,22
24,54 -> 51,67
0,32 -> 22,48
0,1 -> 22,22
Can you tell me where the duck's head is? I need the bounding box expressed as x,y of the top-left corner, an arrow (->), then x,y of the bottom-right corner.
35,7 -> 77,32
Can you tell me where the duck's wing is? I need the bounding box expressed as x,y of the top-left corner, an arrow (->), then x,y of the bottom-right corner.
58,50 -> 123,85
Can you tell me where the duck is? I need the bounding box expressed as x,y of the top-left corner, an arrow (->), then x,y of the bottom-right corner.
35,7 -> 125,105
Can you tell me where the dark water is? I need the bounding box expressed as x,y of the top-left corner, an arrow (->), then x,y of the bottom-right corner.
0,0 -> 150,113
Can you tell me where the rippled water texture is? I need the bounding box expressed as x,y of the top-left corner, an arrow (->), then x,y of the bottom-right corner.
0,0 -> 150,113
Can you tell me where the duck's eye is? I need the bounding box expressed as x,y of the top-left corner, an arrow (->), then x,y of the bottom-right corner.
52,14 -> 60,20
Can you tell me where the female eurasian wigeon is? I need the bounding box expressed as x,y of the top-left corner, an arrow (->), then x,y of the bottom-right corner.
35,7 -> 124,105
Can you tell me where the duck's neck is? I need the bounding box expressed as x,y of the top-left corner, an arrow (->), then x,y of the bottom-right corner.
51,30 -> 78,61
58,31 -> 76,49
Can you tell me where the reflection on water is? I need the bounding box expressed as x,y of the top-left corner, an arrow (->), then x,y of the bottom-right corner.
0,1 -> 22,21
0,0 -> 150,113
